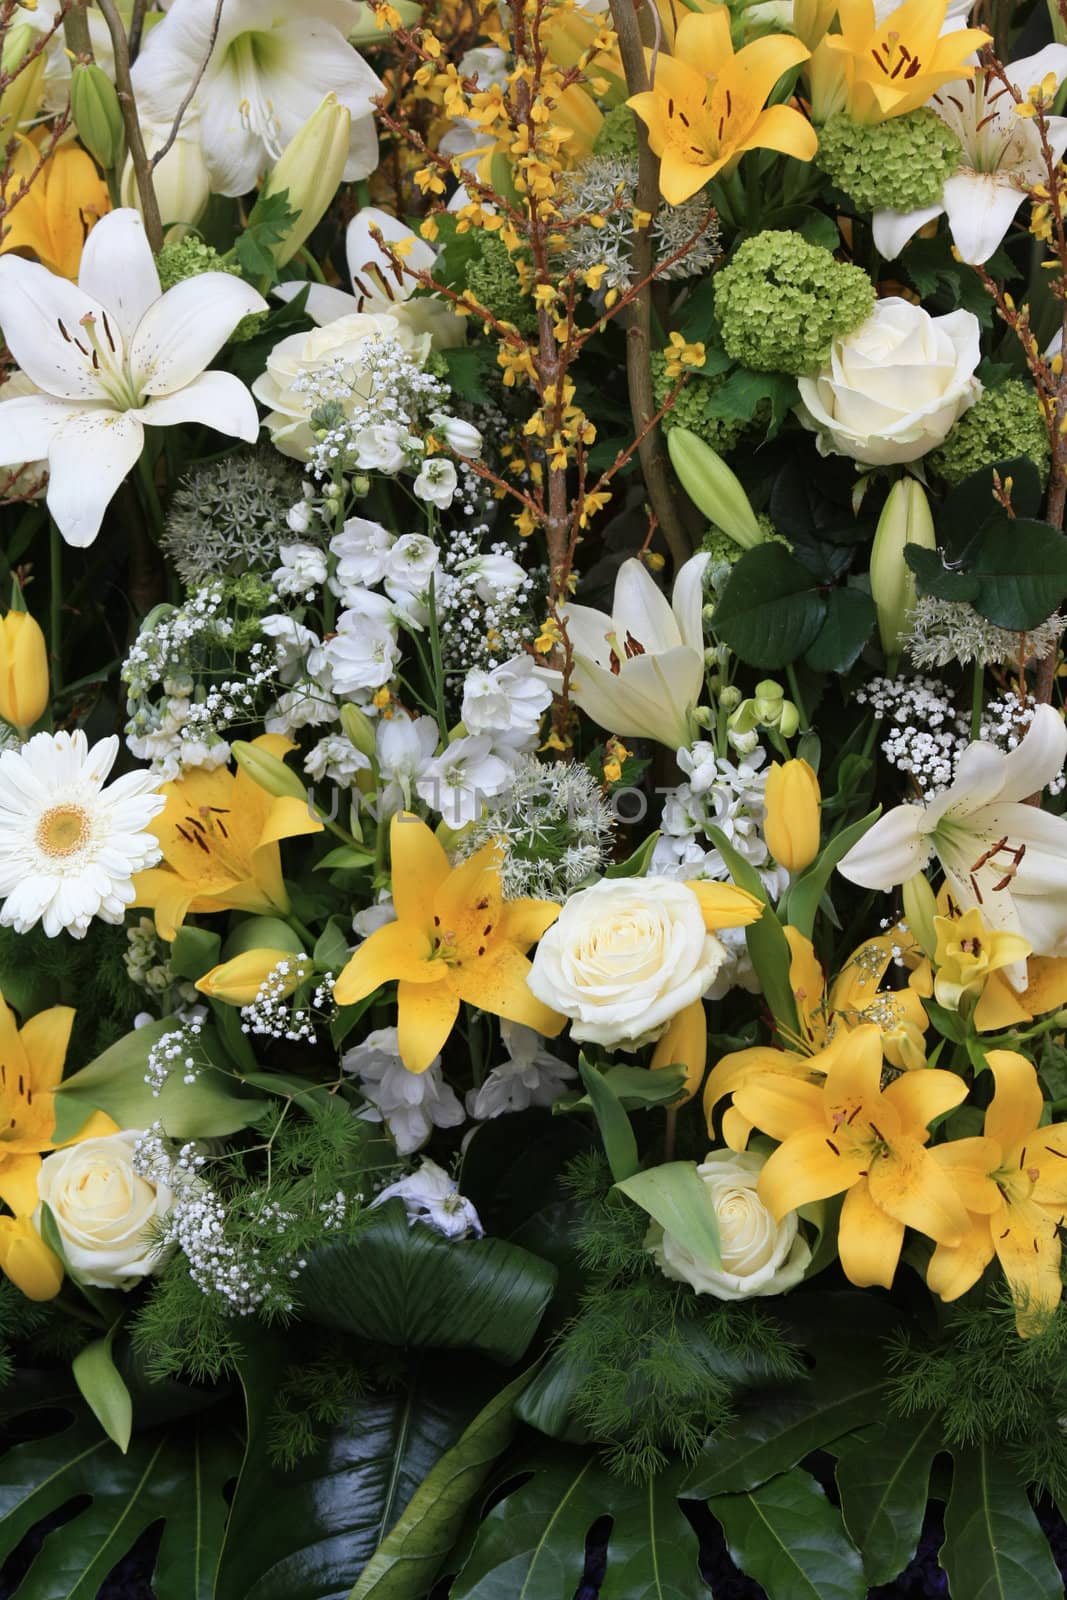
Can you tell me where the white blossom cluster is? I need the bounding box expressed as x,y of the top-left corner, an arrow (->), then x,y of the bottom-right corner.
556,155 -> 721,295
905,597 -> 1063,670
342,1028 -> 465,1154
239,959 -> 329,1044
458,756 -> 615,900
652,744 -> 786,897
855,675 -> 969,794
144,1020 -> 207,1098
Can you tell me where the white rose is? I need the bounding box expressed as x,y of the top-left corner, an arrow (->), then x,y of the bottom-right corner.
527,876 -> 727,1049
796,298 -> 982,466
35,1131 -> 174,1290
648,1150 -> 811,1300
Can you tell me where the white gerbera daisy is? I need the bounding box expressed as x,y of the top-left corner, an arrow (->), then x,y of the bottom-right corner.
0,731 -> 166,939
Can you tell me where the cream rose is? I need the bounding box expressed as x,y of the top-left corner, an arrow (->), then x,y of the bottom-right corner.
648,1150 -> 811,1300
797,298 -> 982,466
526,876 -> 726,1049
35,1131 -> 174,1290
251,312 -> 433,461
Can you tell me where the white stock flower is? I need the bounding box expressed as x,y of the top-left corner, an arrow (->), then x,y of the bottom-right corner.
272,542 -> 328,598
371,1157 -> 483,1238
838,704 -> 1067,987
384,533 -> 440,595
35,1131 -> 174,1290
413,457 -> 458,509
342,1028 -> 464,1155
0,731 -> 164,939
330,516 -> 395,596
323,590 -> 401,694
466,1022 -> 576,1119
461,655 -> 552,751
260,614 -> 319,683
354,421 -> 412,474
120,108 -> 210,235
132,0 -> 383,197
376,713 -> 438,814
648,1150 -> 810,1300
415,734 -> 512,828
797,298 -> 982,467
0,209 -> 265,546
429,411 -> 484,456
527,875 -> 728,1049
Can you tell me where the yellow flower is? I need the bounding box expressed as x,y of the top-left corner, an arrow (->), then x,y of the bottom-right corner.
132,735 -> 323,942
628,10 -> 816,205
195,948 -> 312,1006
663,333 -> 707,381
736,1023 -> 969,1288
764,758 -> 821,872
0,608 -> 49,735
0,1214 -> 62,1300
932,907 -> 1032,1012
823,0 -> 990,125
0,136 -> 111,280
333,813 -> 565,1072
929,1052 -> 1067,1334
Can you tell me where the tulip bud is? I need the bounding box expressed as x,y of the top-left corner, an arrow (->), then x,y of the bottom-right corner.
232,739 -> 308,802
256,94 -> 352,268
0,610 -> 49,735
71,63 -> 125,170
196,948 -> 311,1006
902,870 -> 938,960
667,428 -> 764,550
340,704 -> 378,761
0,26 -> 46,136
764,759 -> 821,873
0,1215 -> 62,1302
870,478 -> 936,663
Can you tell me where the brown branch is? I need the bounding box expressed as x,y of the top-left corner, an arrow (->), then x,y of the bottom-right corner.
61,0 -> 94,61
96,0 -> 163,251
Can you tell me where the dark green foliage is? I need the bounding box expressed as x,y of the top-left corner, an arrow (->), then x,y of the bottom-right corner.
267,1340 -> 364,1469
0,920 -> 145,1069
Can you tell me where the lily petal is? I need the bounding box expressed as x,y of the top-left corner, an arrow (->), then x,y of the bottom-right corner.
837,803 -> 931,890
927,1213 -> 995,1302
46,409 -> 145,547
334,919 -> 439,1004
389,812 -> 451,929
984,1049 -> 1043,1153
838,1178 -> 905,1289
396,978 -> 460,1073
77,208 -> 161,344
0,255 -> 108,401
942,171 -> 1029,266
613,557 -> 682,654
129,273 -> 267,396
139,370 -> 261,442
872,202 -> 945,262
0,394 -> 76,467
758,1125 -> 866,1219
651,997 -> 707,1101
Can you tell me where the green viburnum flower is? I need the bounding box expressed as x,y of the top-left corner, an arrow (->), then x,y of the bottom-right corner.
156,237 -> 265,342
652,353 -> 748,453
466,234 -> 536,333
713,230 -> 874,376
929,380 -> 1050,488
593,102 -> 639,159
816,109 -> 962,216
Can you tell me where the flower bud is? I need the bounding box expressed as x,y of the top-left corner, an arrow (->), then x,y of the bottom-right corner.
719,685 -> 742,712
196,948 -> 311,1006
0,26 -> 45,136
256,93 -> 352,268
122,114 -> 210,236
764,758 -> 821,873
901,870 -> 938,959
882,1017 -> 927,1073
870,477 -> 936,662
778,700 -> 800,739
70,62 -> 125,170
0,609 -> 49,734
0,1215 -> 62,1301
792,0 -> 838,48
667,428 -> 764,549
340,704 -> 378,761
754,679 -> 784,724
429,411 -> 484,457
231,739 -> 308,802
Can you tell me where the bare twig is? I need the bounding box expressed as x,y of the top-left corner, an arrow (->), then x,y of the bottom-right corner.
61,0 -> 94,62
149,0 -> 224,170
96,0 -> 163,250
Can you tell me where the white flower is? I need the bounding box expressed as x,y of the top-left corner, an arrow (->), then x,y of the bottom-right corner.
384,532 -> 440,595
323,591 -> 401,694
342,1027 -> 464,1155
120,108 -> 210,236
413,457 -> 458,509
305,733 -> 371,787
132,0 -> 383,197
376,713 -> 438,814
461,655 -> 552,751
353,420 -> 413,474
0,731 -> 165,939
0,370 -> 46,502
0,209 -> 265,546
527,875 -> 728,1049
330,516 -> 395,597
35,1131 -> 174,1290
371,1157 -> 483,1238
272,542 -> 328,599
466,1022 -> 576,1118
264,683 -> 337,735
415,733 -> 512,828
838,704 -> 1067,987
874,48 -> 1067,267
457,551 -> 528,604
648,1150 -> 811,1300
797,298 -> 982,467
260,614 -> 319,683
429,410 -> 484,456
540,554 -> 710,750
352,892 -> 397,938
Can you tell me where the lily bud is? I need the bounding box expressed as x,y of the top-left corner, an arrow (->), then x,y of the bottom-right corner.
340,704 -> 378,761
901,870 -> 938,960
764,758 -> 821,873
792,0 -> 838,48
196,948 -> 311,1006
122,112 -> 210,236
0,26 -> 46,136
71,63 -> 125,170
231,739 -> 308,802
0,1215 -> 62,1301
0,609 -> 49,735
870,478 -> 936,662
257,93 -> 352,268
667,428 -> 764,550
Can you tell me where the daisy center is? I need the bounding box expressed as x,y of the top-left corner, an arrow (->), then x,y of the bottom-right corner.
35,803 -> 91,859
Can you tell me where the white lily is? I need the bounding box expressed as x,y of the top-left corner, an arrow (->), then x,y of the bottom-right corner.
131,0 -> 384,198
838,705 -> 1067,988
873,46 -> 1067,266
542,554 -> 710,750
0,209 -> 265,547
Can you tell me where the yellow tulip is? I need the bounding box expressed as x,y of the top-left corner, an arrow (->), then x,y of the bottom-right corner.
196,948 -> 312,1006
0,609 -> 49,734
0,136 -> 111,280
763,758 -> 821,873
0,1215 -> 62,1301
824,0 -> 990,124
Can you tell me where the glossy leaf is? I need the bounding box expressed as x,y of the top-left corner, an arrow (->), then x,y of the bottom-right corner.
780,807 -> 881,941
712,545 -> 827,669
576,1056 -> 639,1183
710,1466 -> 865,1600
803,587 -> 876,675
614,1163 -> 721,1270
941,1443 -> 1062,1600
969,517 -> 1067,631
835,1413 -> 941,1587
71,1327 -> 132,1454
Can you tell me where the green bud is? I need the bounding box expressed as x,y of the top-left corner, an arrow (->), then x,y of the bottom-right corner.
667,428 -> 765,550
778,701 -> 800,739
902,870 -> 938,960
231,739 -> 309,803
0,25 -> 45,134
870,477 -> 935,661
691,706 -> 714,728
340,704 -> 378,760
255,93 -> 352,268
71,62 -> 125,170
719,685 -> 743,712
728,699 -> 759,735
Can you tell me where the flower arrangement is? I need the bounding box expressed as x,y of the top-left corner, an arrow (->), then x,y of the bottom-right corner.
3,0 -> 1067,1596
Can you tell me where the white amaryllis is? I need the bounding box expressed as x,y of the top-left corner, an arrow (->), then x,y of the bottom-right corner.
0,209 -> 265,547
838,706 -> 1067,988
796,298 -> 982,467
874,48 -> 1067,266
541,554 -> 710,750
131,0 -> 384,198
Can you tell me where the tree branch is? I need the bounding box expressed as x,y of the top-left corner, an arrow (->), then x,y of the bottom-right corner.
96,0 -> 163,251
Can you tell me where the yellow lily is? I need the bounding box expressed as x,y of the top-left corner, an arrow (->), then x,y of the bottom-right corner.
628,9 -> 816,205
0,136 -> 110,280
334,814 -> 565,1072
932,908 -> 1031,1013
0,1215 -> 62,1300
975,956 -> 1067,1033
823,0 -> 990,125
196,948 -> 312,1006
929,1052 -> 1067,1335
736,1023 -> 969,1288
133,735 -> 323,942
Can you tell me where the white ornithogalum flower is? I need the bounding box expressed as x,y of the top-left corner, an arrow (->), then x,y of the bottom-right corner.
132,0 -> 384,197
874,48 -> 1067,266
372,1158 -> 483,1239
322,591 -> 401,694
413,457 -> 459,510
330,516 -> 395,596
466,1022 -> 577,1119
0,730 -> 165,938
271,543 -> 328,600
839,705 -> 1067,987
0,210 -> 265,546
416,734 -> 512,828
461,655 -> 552,752
342,1028 -> 464,1155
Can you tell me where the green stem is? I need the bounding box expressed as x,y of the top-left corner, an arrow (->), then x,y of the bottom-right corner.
286,913 -> 316,950
49,524 -> 63,698
135,448 -> 166,543
295,246 -> 328,284
785,663 -> 808,733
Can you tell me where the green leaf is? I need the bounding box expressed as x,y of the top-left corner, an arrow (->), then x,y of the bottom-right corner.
709,1466 -> 865,1600
576,1055 -> 639,1182
313,916 -> 352,971
969,517 -> 1067,631
443,345 -> 497,403
614,1162 -> 721,1270
348,1367 -> 535,1600
170,924 -> 222,982
705,368 -> 799,438
72,1326 -> 133,1454
779,807 -> 880,941
803,588 -> 876,674
297,1201 -> 556,1365
941,1443 -> 1063,1600
557,1063 -> 686,1113
940,456 -> 1043,554
315,844 -> 375,871
221,917 -> 305,960
904,543 -> 979,602
604,831 -> 661,878
712,546 -> 827,669
835,1413 -> 941,1588
234,187 -> 299,278
706,826 -> 799,1040
512,1346 -> 595,1444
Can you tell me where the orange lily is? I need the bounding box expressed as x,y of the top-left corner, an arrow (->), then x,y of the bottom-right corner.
0,136 -> 110,280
